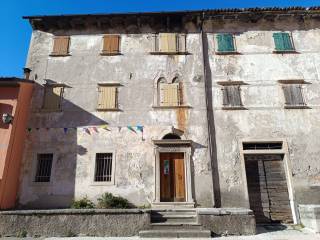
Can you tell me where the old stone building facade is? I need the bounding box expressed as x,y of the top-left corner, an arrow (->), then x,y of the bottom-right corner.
16,7 -> 320,225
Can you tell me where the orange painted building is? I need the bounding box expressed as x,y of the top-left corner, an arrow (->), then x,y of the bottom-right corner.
0,78 -> 33,209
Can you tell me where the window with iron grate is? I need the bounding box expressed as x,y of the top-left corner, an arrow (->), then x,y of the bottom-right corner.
35,154 -> 53,182
94,153 -> 113,182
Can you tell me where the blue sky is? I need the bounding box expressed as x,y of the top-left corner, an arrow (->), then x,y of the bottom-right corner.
1,0 -> 319,77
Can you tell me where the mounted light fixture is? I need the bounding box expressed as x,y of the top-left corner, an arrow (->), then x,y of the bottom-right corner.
2,113 -> 14,124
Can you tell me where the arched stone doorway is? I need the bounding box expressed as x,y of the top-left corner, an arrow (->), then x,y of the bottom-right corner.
153,132 -> 194,208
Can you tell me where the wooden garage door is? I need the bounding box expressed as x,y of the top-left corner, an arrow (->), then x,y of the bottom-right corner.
245,154 -> 293,224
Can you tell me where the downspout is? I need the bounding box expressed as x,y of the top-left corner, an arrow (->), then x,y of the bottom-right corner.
200,12 -> 221,207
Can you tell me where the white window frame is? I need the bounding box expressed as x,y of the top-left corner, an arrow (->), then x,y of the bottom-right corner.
90,151 -> 116,186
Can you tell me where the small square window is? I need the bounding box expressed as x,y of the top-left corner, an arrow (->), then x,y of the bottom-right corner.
102,35 -> 121,55
273,32 -> 294,52
51,36 -> 70,56
35,154 -> 53,182
42,86 -> 64,111
155,33 -> 186,53
216,33 -> 236,53
222,85 -> 243,108
94,153 -> 113,182
97,85 -> 118,110
282,84 -> 305,107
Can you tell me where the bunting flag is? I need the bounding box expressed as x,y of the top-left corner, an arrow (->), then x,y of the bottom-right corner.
136,125 -> 145,141
25,125 -> 145,138
92,127 -> 99,133
136,125 -> 143,132
84,128 -> 91,135
127,126 -> 136,133
101,124 -> 110,131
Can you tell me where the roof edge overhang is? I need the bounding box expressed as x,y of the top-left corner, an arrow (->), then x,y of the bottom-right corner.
0,78 -> 34,87
22,6 -> 320,20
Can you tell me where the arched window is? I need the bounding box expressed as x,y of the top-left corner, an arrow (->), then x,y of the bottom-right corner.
162,133 -> 181,140
158,77 -> 182,107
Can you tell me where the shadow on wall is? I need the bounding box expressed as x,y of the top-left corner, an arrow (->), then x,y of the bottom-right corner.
18,82 -> 108,209
202,31 -> 221,207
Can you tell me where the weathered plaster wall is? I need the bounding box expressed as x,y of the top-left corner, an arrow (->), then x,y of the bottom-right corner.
19,14 -> 320,210
19,29 -> 213,208
206,19 -> 320,208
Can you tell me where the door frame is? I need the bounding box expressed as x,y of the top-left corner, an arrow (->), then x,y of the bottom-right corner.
153,140 -> 194,206
239,138 -> 299,224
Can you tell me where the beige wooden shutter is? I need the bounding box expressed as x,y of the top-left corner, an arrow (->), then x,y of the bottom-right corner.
178,34 -> 186,52
160,83 -> 179,106
103,35 -> 120,54
159,33 -> 177,52
98,86 -> 117,109
52,37 -> 70,55
43,86 -> 63,110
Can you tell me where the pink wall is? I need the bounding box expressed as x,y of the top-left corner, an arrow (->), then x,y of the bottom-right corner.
0,82 -> 33,209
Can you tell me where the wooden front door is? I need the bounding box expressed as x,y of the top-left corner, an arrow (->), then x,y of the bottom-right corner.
160,153 -> 185,202
245,154 -> 293,224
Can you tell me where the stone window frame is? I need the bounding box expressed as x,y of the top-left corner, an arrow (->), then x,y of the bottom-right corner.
152,141 -> 194,207
152,73 -> 191,109
239,138 -> 298,224
90,150 -> 116,186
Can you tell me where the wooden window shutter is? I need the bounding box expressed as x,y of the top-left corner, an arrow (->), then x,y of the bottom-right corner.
98,86 -> 117,109
283,85 -> 304,106
273,32 -> 294,51
216,34 -> 235,52
159,33 -> 177,52
43,86 -> 63,110
225,85 -> 242,107
52,37 -> 70,55
160,83 -> 179,106
222,87 -> 229,106
178,34 -> 186,52
103,35 -> 120,54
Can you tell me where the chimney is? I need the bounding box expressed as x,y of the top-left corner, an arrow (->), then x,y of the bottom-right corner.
23,68 -> 32,80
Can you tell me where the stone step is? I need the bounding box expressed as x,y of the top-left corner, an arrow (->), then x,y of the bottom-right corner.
151,214 -> 197,223
150,222 -> 203,230
151,211 -> 197,216
139,229 -> 211,238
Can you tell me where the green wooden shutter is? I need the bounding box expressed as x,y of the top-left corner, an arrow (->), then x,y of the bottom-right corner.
273,32 -> 294,51
216,34 -> 235,52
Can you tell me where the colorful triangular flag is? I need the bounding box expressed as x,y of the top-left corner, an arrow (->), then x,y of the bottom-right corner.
127,126 -> 136,134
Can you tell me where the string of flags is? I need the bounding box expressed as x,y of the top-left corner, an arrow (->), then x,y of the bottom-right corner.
26,124 -> 144,136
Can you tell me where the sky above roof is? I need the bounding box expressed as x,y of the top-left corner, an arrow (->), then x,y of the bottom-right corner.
1,0 -> 319,76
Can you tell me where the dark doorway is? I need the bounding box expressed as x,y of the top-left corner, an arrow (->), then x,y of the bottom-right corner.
245,154 -> 293,224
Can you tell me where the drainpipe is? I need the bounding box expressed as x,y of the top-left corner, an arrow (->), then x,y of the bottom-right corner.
200,12 -> 221,207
